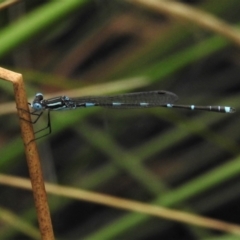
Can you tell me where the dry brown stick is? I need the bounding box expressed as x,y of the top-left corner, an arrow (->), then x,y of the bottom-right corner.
0,67 -> 54,240
1,173 -> 240,236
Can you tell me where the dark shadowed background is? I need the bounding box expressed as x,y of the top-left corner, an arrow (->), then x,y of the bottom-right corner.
0,0 -> 239,239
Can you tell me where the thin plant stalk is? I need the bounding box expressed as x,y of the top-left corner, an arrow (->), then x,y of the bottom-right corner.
127,0 -> 240,46
1,174 -> 240,236
0,67 -> 54,240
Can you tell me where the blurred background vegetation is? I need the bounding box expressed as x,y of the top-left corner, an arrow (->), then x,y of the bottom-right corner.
0,0 -> 239,239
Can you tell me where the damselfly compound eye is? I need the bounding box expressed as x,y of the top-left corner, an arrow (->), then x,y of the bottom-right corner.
33,103 -> 43,110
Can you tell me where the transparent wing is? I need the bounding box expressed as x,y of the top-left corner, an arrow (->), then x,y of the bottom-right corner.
71,90 -> 178,108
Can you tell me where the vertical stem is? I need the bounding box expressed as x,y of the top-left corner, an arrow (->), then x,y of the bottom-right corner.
0,67 -> 54,240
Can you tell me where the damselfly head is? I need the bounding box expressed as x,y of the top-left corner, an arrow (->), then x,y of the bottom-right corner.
31,93 -> 44,111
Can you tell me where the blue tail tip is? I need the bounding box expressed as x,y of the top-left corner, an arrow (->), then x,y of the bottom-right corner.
227,107 -> 236,113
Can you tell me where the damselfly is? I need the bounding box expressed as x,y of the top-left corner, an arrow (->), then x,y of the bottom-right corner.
29,90 -> 235,140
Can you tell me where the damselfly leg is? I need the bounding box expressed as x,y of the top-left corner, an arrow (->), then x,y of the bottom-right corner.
18,105 -> 52,142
